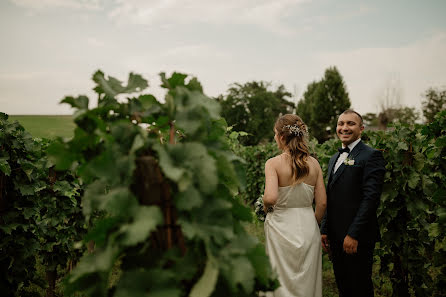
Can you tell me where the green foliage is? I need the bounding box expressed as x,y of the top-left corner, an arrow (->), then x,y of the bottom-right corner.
422,87 -> 446,123
232,142 -> 279,206
367,113 -> 445,297
49,71 -> 278,296
296,66 -> 351,142
0,113 -> 85,296
219,81 -> 294,145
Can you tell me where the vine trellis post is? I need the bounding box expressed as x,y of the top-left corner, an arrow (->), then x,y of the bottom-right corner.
132,122 -> 185,254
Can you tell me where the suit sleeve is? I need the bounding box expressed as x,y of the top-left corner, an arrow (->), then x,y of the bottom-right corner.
347,150 -> 386,240
320,155 -> 336,236
320,212 -> 328,235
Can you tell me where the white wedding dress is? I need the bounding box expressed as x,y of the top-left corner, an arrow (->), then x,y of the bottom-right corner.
264,183 -> 322,297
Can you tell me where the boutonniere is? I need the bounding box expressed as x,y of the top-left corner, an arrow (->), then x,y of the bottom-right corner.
343,157 -> 355,166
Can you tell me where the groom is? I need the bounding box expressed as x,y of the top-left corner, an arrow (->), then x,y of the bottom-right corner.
321,109 -> 386,297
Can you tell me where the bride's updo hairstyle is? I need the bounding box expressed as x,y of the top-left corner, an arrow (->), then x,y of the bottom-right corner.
274,114 -> 310,182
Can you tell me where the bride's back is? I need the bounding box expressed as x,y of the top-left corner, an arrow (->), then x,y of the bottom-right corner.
274,154 -> 319,188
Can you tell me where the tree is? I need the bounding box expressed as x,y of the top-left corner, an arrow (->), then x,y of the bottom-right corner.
296,66 -> 351,142
372,76 -> 422,129
377,106 -> 420,129
422,87 -> 446,123
363,112 -> 380,129
219,81 -> 294,145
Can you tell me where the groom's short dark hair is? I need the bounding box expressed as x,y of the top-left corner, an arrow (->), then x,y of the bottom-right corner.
341,109 -> 363,126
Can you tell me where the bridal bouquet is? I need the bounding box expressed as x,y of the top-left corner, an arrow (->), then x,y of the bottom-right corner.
255,196 -> 271,222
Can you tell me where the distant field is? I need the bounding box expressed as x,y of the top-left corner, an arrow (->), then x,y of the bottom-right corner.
9,115 -> 75,139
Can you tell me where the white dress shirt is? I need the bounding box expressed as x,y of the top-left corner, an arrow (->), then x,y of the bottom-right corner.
334,138 -> 361,173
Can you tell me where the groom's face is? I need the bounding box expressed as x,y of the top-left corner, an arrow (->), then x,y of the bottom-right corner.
336,113 -> 364,145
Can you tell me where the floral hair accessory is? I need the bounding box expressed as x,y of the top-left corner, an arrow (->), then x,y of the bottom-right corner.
282,124 -> 307,136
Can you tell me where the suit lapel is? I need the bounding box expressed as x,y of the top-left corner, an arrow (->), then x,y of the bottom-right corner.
330,160 -> 346,187
329,140 -> 365,188
348,141 -> 364,160
327,153 -> 339,183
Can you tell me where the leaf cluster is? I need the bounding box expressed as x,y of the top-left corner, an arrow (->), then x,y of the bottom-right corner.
366,114 -> 445,296
0,113 -> 86,296
49,71 -> 279,296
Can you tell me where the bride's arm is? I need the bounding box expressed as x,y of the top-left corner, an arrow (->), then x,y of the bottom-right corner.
263,158 -> 278,210
314,161 -> 327,224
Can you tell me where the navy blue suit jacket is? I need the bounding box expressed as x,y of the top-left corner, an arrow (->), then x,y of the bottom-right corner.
320,140 -> 386,244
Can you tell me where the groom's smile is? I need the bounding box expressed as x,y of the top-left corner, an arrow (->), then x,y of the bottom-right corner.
336,112 -> 364,145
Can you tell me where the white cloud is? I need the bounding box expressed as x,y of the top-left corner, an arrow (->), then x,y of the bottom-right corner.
313,33 -> 446,114
108,0 -> 308,35
301,3 -> 374,32
86,37 -> 105,47
161,44 -> 230,59
10,0 -> 103,10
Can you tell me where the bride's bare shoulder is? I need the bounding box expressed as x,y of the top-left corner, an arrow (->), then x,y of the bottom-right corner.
308,156 -> 322,170
266,155 -> 282,165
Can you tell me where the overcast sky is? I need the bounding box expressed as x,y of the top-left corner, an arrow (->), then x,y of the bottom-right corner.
1,0 -> 445,115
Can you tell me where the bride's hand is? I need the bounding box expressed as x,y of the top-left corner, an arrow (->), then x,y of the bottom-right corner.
321,235 -> 330,253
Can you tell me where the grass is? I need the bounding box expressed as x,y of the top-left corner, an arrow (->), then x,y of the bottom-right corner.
8,115 -> 75,139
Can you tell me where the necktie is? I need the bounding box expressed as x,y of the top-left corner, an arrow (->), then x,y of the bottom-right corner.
338,147 -> 350,154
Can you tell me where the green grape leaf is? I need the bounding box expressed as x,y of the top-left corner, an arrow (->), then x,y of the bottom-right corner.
118,206 -> 163,246
160,72 -> 188,90
139,94 -> 160,109
175,186 -> 203,210
413,152 -> 425,171
46,141 -> 77,171
428,223 -> 441,238
61,95 -> 89,110
246,245 -> 278,287
226,256 -> 255,293
101,187 -> 138,217
53,180 -> 77,198
153,144 -> 186,185
0,157 -> 11,176
93,70 -> 148,97
186,77 -> 203,92
230,198 -> 252,222
149,289 -> 182,297
67,245 -> 119,280
397,141 -> 408,151
84,216 -> 122,247
408,173 -> 420,189
114,269 -> 181,297
189,257 -> 219,297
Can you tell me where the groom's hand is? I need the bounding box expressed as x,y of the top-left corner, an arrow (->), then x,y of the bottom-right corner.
343,235 -> 358,254
321,235 -> 329,253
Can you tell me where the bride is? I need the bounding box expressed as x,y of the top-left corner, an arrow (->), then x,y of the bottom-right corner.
263,114 -> 327,297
